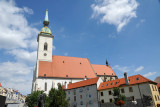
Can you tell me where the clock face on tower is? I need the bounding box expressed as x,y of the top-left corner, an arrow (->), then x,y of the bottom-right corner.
44,53 -> 47,56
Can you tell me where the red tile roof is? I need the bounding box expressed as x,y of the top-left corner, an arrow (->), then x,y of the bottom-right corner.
0,83 -> 1,87
91,64 -> 116,76
67,77 -> 99,90
38,55 -> 116,78
98,74 -> 157,90
157,83 -> 160,90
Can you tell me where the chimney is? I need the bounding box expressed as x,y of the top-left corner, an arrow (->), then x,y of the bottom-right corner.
124,72 -> 129,85
65,81 -> 67,90
103,73 -> 106,82
84,76 -> 87,80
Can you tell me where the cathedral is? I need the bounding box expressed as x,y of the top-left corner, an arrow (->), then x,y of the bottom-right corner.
32,10 -> 117,94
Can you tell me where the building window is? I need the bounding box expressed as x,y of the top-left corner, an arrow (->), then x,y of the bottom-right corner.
68,97 -> 70,101
80,95 -> 82,99
121,88 -> 125,93
157,95 -> 160,101
155,86 -> 157,91
45,82 -> 47,91
129,87 -> 133,92
115,82 -> 117,85
74,96 -> 76,101
111,83 -> 113,85
89,94 -> 91,98
152,85 -> 154,91
74,90 -> 76,95
102,84 -> 104,87
109,99 -> 113,103
101,99 -> 104,103
68,91 -> 70,94
79,88 -> 83,92
80,101 -> 83,105
44,42 -> 48,51
108,91 -> 112,95
101,92 -> 104,96
155,95 -> 157,101
106,84 -> 108,86
87,87 -> 89,90
136,77 -> 139,80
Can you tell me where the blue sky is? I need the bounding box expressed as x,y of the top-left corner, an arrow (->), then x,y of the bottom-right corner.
0,0 -> 160,95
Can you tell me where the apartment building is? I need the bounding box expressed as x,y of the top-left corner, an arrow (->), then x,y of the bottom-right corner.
65,77 -> 103,107
98,74 -> 160,107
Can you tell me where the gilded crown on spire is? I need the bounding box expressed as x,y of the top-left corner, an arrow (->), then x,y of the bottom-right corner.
40,9 -> 52,35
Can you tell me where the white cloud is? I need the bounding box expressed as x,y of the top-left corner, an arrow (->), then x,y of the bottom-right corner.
134,66 -> 144,72
0,61 -> 33,95
0,62 -> 31,78
91,0 -> 139,32
0,0 -> 39,95
0,0 -> 39,50
113,65 -> 133,72
23,7 -> 33,14
143,72 -> 156,77
136,19 -> 145,27
7,49 -> 37,64
113,65 -> 144,73
108,34 -> 117,39
64,52 -> 68,56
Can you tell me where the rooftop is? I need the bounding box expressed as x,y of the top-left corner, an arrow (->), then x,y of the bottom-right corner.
38,55 -> 116,78
98,74 -> 156,90
67,77 -> 99,90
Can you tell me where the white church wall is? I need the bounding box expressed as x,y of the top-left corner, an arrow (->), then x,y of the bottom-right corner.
36,78 -> 84,94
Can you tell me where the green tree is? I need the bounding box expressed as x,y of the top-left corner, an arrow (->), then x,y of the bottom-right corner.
112,87 -> 126,106
25,91 -> 46,107
48,85 -> 68,107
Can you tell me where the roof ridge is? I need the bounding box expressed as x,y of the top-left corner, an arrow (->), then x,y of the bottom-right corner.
67,77 -> 99,89
91,64 -> 106,66
138,74 -> 156,83
70,77 -> 99,84
52,55 -> 88,59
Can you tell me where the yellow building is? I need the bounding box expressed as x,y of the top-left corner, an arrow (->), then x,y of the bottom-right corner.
0,87 -> 7,96
98,74 -> 160,107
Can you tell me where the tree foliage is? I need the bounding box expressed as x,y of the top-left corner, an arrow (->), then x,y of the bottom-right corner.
25,90 -> 45,107
48,85 -> 68,107
25,85 -> 68,107
112,87 -> 126,106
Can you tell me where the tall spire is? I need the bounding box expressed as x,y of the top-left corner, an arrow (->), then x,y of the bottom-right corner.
43,9 -> 49,27
45,9 -> 49,22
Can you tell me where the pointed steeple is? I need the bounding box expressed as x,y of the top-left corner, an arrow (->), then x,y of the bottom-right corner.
43,9 -> 49,27
40,9 -> 52,35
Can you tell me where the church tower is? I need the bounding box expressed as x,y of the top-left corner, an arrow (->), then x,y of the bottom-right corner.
37,9 -> 54,62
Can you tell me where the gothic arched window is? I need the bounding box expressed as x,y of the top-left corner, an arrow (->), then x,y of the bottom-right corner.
44,42 -> 48,51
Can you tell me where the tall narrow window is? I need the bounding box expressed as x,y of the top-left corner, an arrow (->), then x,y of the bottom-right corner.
129,87 -> 133,92
101,92 -> 104,96
45,82 -> 47,91
121,88 -> 125,93
44,42 -> 48,51
74,96 -> 76,101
